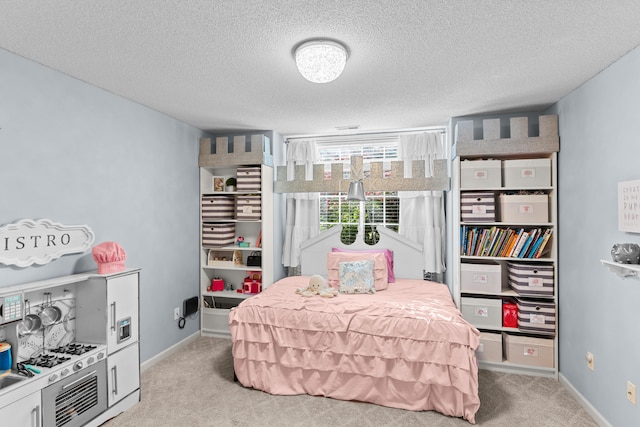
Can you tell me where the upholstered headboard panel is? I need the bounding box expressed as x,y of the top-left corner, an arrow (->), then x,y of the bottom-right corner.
299,226 -> 424,279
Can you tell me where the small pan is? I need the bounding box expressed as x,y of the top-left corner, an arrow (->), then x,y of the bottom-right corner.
39,293 -> 62,327
17,300 -> 42,336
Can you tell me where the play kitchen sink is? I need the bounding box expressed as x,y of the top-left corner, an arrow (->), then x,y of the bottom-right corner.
0,374 -> 25,390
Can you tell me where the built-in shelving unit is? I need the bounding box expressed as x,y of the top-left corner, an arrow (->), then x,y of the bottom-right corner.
199,134 -> 273,337
453,114 -> 560,378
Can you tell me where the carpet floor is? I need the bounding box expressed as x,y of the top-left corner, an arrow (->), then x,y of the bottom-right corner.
102,336 -> 598,426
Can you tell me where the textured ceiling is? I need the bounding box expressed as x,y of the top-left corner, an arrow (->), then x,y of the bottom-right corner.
1,1 -> 640,136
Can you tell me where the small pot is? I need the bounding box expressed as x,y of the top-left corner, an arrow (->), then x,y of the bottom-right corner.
17,300 -> 42,336
39,293 -> 62,327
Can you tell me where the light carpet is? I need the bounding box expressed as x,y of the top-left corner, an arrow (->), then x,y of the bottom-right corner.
102,336 -> 598,426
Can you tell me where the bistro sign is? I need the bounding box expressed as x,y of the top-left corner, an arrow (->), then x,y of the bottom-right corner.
0,219 -> 95,267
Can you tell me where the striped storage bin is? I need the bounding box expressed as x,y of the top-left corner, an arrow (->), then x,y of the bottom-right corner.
516,298 -> 556,335
461,192 -> 496,222
201,195 -> 234,220
202,223 -> 235,247
236,195 -> 261,220
507,262 -> 554,296
237,166 -> 261,191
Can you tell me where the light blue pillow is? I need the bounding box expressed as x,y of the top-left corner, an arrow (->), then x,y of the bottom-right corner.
338,259 -> 375,294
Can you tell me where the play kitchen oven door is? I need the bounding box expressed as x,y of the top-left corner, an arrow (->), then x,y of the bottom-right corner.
42,359 -> 107,427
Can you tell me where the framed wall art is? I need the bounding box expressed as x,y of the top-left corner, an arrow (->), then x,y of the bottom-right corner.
618,179 -> 640,233
212,176 -> 225,192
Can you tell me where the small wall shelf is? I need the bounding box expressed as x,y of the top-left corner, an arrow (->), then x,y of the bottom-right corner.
601,259 -> 640,278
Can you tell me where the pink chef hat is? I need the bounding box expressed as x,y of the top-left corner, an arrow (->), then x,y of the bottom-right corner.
92,242 -> 127,274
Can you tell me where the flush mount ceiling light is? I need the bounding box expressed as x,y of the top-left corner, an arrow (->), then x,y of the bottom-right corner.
294,39 -> 349,83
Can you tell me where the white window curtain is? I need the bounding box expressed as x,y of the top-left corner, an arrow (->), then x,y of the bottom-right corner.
281,139 -> 320,268
398,132 -> 446,274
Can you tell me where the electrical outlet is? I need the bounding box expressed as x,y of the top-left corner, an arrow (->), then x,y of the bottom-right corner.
627,381 -> 637,405
174,307 -> 180,321
586,352 -> 594,371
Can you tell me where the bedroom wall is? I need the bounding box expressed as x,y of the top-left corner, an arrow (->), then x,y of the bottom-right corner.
0,48 -> 205,363
551,45 -> 640,426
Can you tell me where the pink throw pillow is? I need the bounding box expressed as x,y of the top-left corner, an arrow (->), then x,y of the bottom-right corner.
331,247 -> 395,283
327,252 -> 388,291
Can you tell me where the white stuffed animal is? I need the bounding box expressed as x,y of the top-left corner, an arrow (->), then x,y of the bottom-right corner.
296,275 -> 338,298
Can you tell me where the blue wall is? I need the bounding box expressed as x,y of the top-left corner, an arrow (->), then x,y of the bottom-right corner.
554,45 -> 640,425
0,48 -> 205,363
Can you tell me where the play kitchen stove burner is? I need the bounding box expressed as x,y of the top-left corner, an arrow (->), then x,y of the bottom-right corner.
21,344 -> 98,368
50,343 -> 98,356
23,353 -> 71,368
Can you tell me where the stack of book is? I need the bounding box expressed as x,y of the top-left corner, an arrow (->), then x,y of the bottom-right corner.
460,226 -> 552,258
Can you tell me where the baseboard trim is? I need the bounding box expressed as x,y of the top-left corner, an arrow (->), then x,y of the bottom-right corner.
140,331 -> 200,373
559,373 -> 611,427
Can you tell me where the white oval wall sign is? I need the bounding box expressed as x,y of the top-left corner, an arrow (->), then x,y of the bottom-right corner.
0,219 -> 95,267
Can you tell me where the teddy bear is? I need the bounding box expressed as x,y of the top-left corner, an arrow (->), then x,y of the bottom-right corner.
296,275 -> 338,298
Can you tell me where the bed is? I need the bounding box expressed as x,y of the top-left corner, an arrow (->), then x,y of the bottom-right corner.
229,226 -> 481,424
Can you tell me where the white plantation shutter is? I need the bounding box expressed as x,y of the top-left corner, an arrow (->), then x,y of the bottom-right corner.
316,138 -> 399,245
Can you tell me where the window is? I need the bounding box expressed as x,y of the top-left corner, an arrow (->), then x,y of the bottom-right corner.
317,138 -> 399,244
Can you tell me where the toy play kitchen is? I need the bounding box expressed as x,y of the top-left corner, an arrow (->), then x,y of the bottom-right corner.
0,269 -> 140,427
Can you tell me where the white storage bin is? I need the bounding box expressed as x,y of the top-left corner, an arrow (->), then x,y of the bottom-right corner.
503,158 -> 551,188
504,334 -> 554,368
461,297 -> 502,329
461,262 -> 504,294
460,160 -> 501,189
499,194 -> 549,223
476,332 -> 502,363
461,192 -> 496,222
202,308 -> 232,335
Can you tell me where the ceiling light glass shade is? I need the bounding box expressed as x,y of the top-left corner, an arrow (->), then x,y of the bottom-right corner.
295,40 -> 348,83
346,181 -> 366,201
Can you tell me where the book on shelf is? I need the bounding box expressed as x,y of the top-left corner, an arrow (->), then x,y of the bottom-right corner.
506,228 -> 525,257
482,226 -> 498,256
460,225 -> 552,258
511,231 -> 529,258
526,229 -> 545,258
493,229 -> 510,257
534,228 -> 553,258
502,229 -> 520,257
518,228 -> 539,258
499,230 -> 516,257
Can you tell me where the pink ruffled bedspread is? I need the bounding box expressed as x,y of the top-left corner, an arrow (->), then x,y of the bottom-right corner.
229,277 -> 481,424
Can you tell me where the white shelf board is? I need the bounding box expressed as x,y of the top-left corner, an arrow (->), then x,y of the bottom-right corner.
461,256 -> 554,262
478,360 -> 557,378
204,245 -> 262,251
601,259 -> 640,278
202,265 -> 262,272
460,186 -> 554,191
203,291 -> 252,299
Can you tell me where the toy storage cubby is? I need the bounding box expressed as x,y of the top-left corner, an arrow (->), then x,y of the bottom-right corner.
452,114 -> 560,378
199,134 -> 273,337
